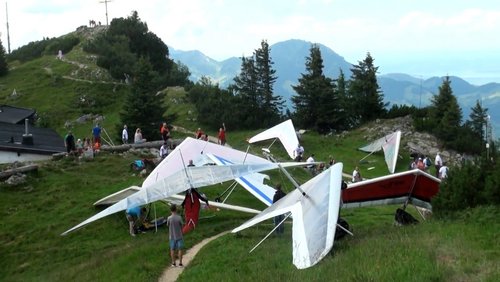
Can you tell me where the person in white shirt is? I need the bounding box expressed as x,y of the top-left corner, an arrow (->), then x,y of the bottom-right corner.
122,125 -> 129,144
294,144 -> 304,161
439,163 -> 449,180
159,142 -> 169,159
435,153 -> 443,178
352,166 -> 362,182
306,154 -> 316,175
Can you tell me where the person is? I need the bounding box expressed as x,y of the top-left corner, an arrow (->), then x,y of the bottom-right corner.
187,159 -> 195,167
202,134 -> 209,141
294,144 -> 304,161
159,142 -> 169,159
423,155 -> 432,172
134,128 -> 146,144
167,204 -> 184,267
181,187 -> 209,234
273,184 -> 287,235
76,138 -> 84,155
122,125 -> 128,144
195,128 -> 203,139
439,162 -> 449,180
64,131 -> 76,155
416,157 -> 425,170
435,152 -> 443,178
218,123 -> 226,146
161,122 -> 170,142
125,206 -> 146,237
92,123 -> 101,145
352,166 -> 362,183
328,156 -> 336,167
306,154 -> 316,175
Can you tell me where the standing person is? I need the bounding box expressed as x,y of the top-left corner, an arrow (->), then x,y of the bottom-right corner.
352,166 -> 362,183
273,184 -> 287,235
122,125 -> 129,144
159,142 -> 169,159
294,144 -> 304,161
423,155 -> 432,172
161,122 -> 170,142
167,204 -> 184,267
195,128 -> 203,139
218,123 -> 226,146
439,162 -> 449,180
435,152 -> 443,178
92,123 -> 101,145
306,154 -> 316,175
125,206 -> 146,237
64,131 -> 76,155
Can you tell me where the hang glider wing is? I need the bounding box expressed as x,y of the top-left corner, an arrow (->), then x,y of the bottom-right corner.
93,186 -> 261,214
62,162 -> 301,235
342,169 -> 441,210
248,119 -> 299,160
359,131 -> 401,173
143,137 -> 271,188
232,163 -> 343,269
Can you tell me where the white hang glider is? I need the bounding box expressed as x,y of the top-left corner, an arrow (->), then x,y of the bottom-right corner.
248,119 -> 300,160
359,130 -> 401,174
62,159 -> 304,235
232,163 -> 343,269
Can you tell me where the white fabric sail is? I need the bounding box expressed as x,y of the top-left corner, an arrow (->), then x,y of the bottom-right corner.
62,161 -> 302,235
248,119 -> 299,160
143,137 -> 270,187
232,163 -> 343,269
358,131 -> 401,173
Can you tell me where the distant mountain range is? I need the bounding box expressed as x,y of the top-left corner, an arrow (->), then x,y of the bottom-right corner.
170,39 -> 500,137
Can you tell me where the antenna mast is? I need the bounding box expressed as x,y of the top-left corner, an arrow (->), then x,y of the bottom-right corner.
99,0 -> 112,26
6,2 -> 11,53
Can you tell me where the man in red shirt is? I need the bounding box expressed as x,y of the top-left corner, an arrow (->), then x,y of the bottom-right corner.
218,123 -> 226,146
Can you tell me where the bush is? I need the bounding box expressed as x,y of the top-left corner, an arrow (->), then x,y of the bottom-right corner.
433,158 -> 500,218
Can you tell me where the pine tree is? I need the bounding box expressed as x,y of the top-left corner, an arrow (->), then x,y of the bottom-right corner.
254,40 -> 283,126
348,53 -> 386,124
469,99 -> 488,142
430,76 -> 463,141
120,58 -> 166,141
292,44 -> 337,132
0,38 -> 8,76
231,56 -> 259,127
335,69 -> 353,130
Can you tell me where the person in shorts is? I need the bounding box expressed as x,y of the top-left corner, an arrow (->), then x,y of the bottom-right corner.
167,204 -> 184,267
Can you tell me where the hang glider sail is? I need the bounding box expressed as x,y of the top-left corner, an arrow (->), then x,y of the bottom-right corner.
232,163 -> 343,269
62,161 -> 302,235
93,186 -> 261,214
248,119 -> 299,160
359,130 -> 401,174
342,169 -> 441,210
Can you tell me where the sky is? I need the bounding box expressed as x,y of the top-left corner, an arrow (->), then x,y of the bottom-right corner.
2,0 -> 500,84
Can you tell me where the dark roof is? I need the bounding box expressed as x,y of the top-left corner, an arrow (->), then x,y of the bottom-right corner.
0,123 -> 65,155
0,105 -> 36,124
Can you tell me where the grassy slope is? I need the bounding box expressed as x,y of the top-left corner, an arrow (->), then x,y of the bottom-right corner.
0,40 -> 498,281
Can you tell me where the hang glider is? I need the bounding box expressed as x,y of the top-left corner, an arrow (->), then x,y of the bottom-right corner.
359,131 -> 401,174
62,160 -> 303,235
93,186 -> 261,214
232,163 -> 343,269
248,119 -> 299,160
342,169 -> 441,210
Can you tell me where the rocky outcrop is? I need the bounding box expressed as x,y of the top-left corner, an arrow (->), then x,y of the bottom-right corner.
358,116 -> 468,167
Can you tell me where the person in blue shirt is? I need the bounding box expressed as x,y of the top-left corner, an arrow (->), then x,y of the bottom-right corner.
92,123 -> 102,145
126,206 -> 146,236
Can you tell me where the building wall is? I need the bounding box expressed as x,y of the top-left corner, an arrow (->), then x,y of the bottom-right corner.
0,151 -> 52,164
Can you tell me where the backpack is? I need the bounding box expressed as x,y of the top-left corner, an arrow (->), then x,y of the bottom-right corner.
425,157 -> 432,167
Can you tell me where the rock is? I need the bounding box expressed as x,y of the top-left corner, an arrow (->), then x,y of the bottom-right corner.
5,174 -> 27,186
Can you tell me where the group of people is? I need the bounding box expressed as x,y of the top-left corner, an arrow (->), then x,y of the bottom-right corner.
64,123 -> 104,157
409,152 -> 449,180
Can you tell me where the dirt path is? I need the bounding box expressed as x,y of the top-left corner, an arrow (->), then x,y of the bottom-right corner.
158,231 -> 229,282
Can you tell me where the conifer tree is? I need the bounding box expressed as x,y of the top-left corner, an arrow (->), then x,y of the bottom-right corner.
292,44 -> 337,132
348,53 -> 386,125
120,58 -> 166,141
469,99 -> 488,142
0,38 -> 8,76
430,76 -> 462,141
